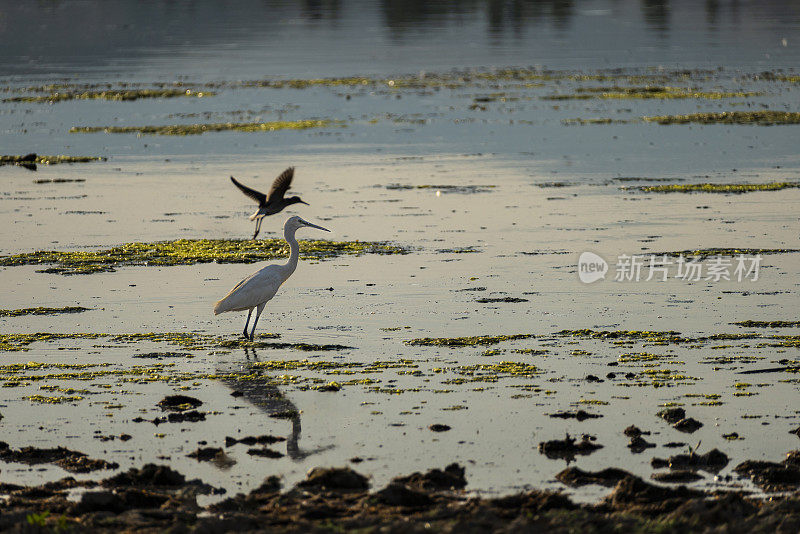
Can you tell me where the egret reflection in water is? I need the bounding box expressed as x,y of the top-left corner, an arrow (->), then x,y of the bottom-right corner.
216,346 -> 334,461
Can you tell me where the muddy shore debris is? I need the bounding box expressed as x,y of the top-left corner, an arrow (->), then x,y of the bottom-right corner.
734,451 -> 800,492
0,442 -> 118,474
3,459 -> 800,531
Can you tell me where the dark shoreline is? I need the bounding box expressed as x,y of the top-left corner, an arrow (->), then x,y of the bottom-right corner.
2,458 -> 800,533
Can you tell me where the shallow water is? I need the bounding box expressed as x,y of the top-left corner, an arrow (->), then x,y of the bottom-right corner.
1,0 -> 799,501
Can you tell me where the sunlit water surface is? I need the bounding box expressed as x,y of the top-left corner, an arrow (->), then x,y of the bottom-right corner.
1,0 -> 799,500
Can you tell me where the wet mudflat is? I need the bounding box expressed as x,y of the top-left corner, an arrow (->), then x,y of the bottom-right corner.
2,1 -> 800,530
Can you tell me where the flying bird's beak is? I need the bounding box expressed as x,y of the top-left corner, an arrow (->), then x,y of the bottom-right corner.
304,221 -> 330,232
300,200 -> 310,205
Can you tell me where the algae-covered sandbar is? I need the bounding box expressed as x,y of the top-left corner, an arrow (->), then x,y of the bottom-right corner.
623,182 -> 800,193
69,119 -> 342,136
1,154 -> 106,166
0,238 -> 408,275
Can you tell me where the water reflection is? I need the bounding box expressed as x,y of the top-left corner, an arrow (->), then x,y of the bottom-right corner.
1,0 -> 797,76
641,0 -> 669,34
216,347 -> 333,461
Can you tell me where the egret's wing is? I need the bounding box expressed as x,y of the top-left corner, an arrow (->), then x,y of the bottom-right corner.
214,265 -> 285,314
230,176 -> 267,205
266,167 -> 295,203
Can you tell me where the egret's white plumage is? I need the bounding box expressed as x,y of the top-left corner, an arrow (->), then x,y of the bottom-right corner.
214,216 -> 330,339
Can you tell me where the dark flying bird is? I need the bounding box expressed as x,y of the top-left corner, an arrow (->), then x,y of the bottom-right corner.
230,167 -> 309,239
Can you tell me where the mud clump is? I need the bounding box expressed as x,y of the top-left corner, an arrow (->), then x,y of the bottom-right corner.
539,433 -> 603,461
623,425 -> 649,438
549,410 -> 602,421
556,467 -> 631,487
392,463 -> 467,491
375,482 -> 433,507
296,467 -> 370,492
651,448 -> 729,473
734,450 -> 800,492
0,442 -> 118,473
167,410 -> 206,423
605,474 -> 704,509
651,470 -> 704,483
187,447 -> 224,462
73,489 -> 172,515
157,394 -> 203,411
628,435 -> 657,453
657,407 -> 686,424
673,417 -> 704,433
104,464 -> 186,487
658,407 -> 703,433
225,435 -> 286,447
247,447 -> 284,459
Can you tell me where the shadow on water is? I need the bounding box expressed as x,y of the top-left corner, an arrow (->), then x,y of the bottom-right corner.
215,346 -> 334,461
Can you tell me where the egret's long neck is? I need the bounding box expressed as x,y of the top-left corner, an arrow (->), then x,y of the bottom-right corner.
282,225 -> 300,279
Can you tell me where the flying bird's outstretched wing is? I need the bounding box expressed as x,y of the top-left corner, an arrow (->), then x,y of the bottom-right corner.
266,167 -> 295,203
230,176 -> 267,205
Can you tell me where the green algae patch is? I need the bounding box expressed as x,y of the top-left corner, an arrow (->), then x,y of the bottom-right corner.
562,118 -> 629,125
0,238 -> 407,275
0,333 -> 105,352
542,87 -> 760,101
565,111 -> 800,127
624,182 -> 800,194
24,394 -> 85,404
69,119 -> 341,136
556,329 -> 683,342
4,89 -> 212,103
617,352 -> 681,366
405,334 -> 533,347
0,154 -> 106,168
0,332 -> 357,353
658,248 -> 800,259
642,111 -> 800,126
0,306 -> 91,317
733,320 -> 800,328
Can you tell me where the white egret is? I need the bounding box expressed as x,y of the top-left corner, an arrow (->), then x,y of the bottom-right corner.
214,216 -> 330,340
230,167 -> 309,239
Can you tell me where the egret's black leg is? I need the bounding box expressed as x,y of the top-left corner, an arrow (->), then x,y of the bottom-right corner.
242,309 -> 253,339
253,218 -> 262,240
249,303 -> 266,341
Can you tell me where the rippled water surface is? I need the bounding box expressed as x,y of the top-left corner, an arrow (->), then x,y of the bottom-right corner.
1,0 -> 799,500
